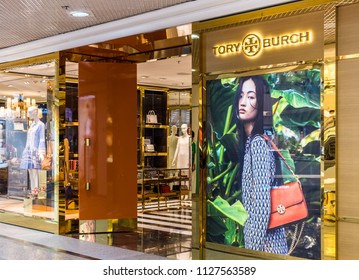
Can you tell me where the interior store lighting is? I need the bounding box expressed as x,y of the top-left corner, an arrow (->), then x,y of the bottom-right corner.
0,94 -> 36,119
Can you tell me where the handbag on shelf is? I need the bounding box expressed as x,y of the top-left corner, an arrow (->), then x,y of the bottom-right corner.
145,144 -> 155,152
260,135 -> 308,230
146,110 -> 158,124
160,184 -> 171,193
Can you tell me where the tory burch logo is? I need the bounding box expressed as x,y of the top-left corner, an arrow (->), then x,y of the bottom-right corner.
242,34 -> 261,57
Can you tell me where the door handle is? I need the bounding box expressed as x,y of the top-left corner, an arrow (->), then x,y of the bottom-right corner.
84,138 -> 91,190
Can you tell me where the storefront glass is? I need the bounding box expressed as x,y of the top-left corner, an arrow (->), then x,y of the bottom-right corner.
0,55 -> 60,233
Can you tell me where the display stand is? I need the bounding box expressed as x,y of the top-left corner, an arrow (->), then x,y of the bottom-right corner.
137,167 -> 190,212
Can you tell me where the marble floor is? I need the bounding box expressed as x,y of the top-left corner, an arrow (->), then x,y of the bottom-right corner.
0,197 -> 336,260
0,200 -> 192,260
67,200 -> 192,260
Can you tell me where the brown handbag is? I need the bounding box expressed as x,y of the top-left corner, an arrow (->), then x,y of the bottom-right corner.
41,155 -> 52,170
261,135 -> 308,230
42,140 -> 53,170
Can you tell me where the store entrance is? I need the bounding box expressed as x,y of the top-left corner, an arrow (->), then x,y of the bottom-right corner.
63,26 -> 194,258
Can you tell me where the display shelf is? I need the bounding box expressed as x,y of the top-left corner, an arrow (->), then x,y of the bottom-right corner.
137,167 -> 190,212
137,86 -> 169,168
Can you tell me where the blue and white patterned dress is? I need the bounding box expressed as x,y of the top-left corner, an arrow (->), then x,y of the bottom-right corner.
20,120 -> 46,170
242,135 -> 288,254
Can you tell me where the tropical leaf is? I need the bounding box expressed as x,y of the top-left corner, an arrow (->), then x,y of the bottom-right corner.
271,89 -> 320,109
224,218 -> 237,245
300,129 -> 321,147
207,196 -> 248,226
206,216 -> 228,237
280,105 -> 320,129
207,79 -> 237,138
219,133 -> 240,163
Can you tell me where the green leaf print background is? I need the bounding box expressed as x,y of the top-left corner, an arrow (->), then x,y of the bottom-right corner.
206,69 -> 321,259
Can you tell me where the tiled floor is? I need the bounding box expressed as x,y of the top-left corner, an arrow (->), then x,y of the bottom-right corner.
0,200 -> 192,260
68,200 -> 193,259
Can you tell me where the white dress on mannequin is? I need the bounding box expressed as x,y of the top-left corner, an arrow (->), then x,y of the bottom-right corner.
172,124 -> 191,171
167,125 -> 178,168
20,106 -> 46,195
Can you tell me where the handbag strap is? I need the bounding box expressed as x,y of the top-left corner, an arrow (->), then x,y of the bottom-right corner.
260,134 -> 298,182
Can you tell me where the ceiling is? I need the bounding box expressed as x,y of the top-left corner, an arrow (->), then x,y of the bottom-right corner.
0,0 -> 193,50
1,0 -> 348,104
2,0 -> 290,102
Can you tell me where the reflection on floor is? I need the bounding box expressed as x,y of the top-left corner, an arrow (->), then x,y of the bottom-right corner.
0,196 -> 337,260
0,222 -> 167,260
0,196 -> 54,219
68,200 -> 193,260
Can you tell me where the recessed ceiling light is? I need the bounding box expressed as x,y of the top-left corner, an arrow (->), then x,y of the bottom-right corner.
70,11 -> 90,17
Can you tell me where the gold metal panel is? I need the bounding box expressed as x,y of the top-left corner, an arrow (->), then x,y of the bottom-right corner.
337,220 -> 359,259
337,58 -> 359,218
337,2 -> 359,56
193,0 -> 335,33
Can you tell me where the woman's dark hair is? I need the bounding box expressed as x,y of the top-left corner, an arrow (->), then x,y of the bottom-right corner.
232,75 -> 269,190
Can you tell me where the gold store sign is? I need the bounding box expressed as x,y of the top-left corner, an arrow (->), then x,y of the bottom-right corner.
212,31 -> 312,58
204,12 -> 324,73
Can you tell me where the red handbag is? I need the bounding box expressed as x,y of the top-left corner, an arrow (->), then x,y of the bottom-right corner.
261,135 -> 308,230
160,184 -> 171,193
268,181 -> 308,229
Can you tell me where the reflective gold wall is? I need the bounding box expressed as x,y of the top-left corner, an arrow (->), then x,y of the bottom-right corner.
192,0 -> 346,260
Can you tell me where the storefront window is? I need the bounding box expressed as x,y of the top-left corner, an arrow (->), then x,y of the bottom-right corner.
0,58 -> 59,232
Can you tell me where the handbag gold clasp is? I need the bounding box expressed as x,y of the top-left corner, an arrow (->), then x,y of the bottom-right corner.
277,204 -> 286,215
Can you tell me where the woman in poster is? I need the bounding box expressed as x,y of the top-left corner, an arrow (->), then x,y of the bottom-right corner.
233,75 -> 288,254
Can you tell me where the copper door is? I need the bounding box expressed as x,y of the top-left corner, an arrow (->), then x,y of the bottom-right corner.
78,62 -> 137,220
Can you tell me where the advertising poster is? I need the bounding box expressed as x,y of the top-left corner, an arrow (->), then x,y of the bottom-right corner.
206,69 -> 321,259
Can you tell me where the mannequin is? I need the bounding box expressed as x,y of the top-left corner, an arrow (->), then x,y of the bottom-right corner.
20,106 -> 46,196
167,125 -> 178,168
172,124 -> 191,173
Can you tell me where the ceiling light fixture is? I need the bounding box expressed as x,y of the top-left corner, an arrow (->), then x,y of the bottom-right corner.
70,11 -> 90,17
